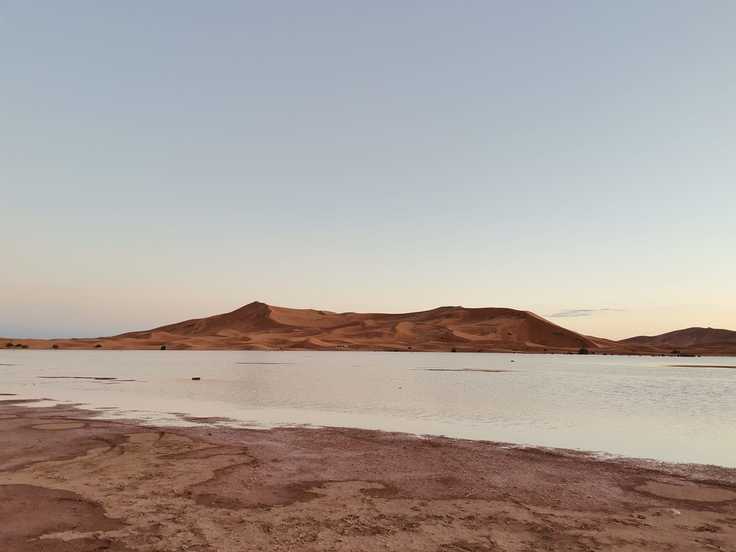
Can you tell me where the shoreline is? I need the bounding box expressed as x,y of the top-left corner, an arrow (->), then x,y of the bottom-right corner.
5,395 -> 736,471
3,344 -> 734,358
1,400 -> 735,551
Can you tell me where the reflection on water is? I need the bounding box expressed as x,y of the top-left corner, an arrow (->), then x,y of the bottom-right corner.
1,350 -> 735,467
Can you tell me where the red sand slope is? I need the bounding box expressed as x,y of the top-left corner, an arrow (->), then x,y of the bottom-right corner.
5,302 -> 734,355
620,327 -> 736,355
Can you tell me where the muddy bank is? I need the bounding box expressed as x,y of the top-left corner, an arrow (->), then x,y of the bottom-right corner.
1,401 -> 735,551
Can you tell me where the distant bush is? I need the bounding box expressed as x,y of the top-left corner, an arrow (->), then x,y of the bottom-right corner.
160,345 -> 167,350
451,347 -> 457,353
578,347 -> 590,355
95,344 -> 102,349
52,344 -> 59,349
5,342 -> 13,348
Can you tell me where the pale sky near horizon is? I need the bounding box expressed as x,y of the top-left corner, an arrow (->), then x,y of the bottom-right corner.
2,2 -> 735,340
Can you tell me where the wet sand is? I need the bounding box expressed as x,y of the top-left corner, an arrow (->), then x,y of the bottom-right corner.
1,400 -> 735,551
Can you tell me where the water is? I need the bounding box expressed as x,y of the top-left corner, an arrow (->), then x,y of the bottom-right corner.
1,350 -> 735,467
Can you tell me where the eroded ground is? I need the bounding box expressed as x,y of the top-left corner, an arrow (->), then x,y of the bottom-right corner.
1,400 -> 735,551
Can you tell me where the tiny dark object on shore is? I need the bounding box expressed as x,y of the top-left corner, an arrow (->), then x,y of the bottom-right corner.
95,344 -> 102,349
160,345 -> 167,350
578,347 -> 590,355
52,344 -> 59,350
191,377 -> 201,381
5,342 -> 13,348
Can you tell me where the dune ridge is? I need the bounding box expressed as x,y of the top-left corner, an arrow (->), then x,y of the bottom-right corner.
620,327 -> 736,355
4,302 -> 735,355
113,301 -> 597,352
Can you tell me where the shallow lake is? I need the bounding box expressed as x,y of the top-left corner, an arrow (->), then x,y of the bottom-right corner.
1,350 -> 735,467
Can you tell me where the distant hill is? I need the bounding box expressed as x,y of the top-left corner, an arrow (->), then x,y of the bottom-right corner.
620,327 -> 736,355
5,301 -> 597,352
113,301 -> 598,352
5,302 -> 735,355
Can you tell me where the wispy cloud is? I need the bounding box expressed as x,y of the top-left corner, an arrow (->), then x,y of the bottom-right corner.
548,308 -> 624,318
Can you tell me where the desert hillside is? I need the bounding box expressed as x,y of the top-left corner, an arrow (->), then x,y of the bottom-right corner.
5,302 -> 734,355
5,301 -> 600,352
113,301 -> 598,352
621,327 -> 736,355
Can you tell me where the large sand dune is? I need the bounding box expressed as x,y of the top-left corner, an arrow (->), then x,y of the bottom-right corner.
4,301 -> 597,352
113,301 -> 598,352
4,302 -> 735,354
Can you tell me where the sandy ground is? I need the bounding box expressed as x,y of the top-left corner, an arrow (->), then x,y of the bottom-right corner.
1,400 -> 735,551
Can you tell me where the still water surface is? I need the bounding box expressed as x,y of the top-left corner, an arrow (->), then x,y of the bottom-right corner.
1,350 -> 735,467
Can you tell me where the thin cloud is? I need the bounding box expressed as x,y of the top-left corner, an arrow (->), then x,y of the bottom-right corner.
548,308 -> 624,318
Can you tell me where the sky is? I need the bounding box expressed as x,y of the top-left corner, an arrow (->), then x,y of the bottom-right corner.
2,1 -> 735,340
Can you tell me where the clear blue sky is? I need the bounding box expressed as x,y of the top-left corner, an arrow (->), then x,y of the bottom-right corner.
2,1 -> 735,339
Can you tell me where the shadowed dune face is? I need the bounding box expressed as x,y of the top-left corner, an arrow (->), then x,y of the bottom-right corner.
124,301 -> 285,338
5,302 -> 735,354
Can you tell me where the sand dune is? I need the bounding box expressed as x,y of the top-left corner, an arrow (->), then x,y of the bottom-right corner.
621,327 -> 736,355
114,302 -> 601,352
4,302 -> 735,355
4,301 -> 597,352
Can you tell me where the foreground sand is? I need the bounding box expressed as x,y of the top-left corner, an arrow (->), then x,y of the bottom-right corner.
1,400 -> 735,551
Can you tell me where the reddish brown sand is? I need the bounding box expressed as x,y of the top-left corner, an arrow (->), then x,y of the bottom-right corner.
5,301 -> 736,355
1,400 -> 735,551
621,327 -> 736,356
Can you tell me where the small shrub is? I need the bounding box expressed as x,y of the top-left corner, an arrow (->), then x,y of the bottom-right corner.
5,342 -> 13,348
52,344 -> 59,349
578,347 -> 590,355
160,345 -> 167,350
95,344 -> 102,349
